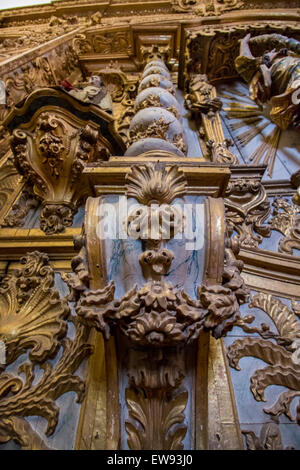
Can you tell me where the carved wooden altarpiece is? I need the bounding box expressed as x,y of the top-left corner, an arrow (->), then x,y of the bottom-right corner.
0,0 -> 299,451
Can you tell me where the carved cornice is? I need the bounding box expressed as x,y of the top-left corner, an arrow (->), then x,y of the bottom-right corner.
84,155 -> 231,197
0,227 -> 80,273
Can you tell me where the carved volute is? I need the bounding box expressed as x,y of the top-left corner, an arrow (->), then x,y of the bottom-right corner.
3,87 -> 125,234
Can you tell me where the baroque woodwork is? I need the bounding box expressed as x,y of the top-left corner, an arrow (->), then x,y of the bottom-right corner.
185,74 -> 238,164
269,197 -> 300,255
224,172 -> 271,249
0,0 -> 299,452
227,292 -> 300,425
242,419 -> 294,450
4,87 -> 124,234
64,158 -> 248,449
0,251 -> 92,449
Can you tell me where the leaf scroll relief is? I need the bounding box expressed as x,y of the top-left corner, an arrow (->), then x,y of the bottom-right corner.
227,292 -> 300,426
64,162 -> 249,449
242,419 -> 294,450
225,178 -> 271,249
268,197 -> 300,255
125,350 -> 188,450
0,251 -> 92,450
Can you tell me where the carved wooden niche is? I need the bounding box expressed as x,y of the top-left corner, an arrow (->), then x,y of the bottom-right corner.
3,87 -> 125,235
65,159 -> 248,450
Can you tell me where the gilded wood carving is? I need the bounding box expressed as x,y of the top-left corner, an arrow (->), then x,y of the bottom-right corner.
0,251 -> 92,449
269,197 -> 300,255
5,88 -> 122,234
225,178 -> 271,249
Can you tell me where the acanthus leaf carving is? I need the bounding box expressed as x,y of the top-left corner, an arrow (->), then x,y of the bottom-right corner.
242,419 -> 294,450
0,251 -> 93,449
0,156 -> 22,224
0,251 -> 69,366
0,416 -> 51,450
0,322 -> 92,442
225,178 -> 271,249
66,237 -> 248,347
1,183 -> 39,228
125,349 -> 187,450
227,292 -> 300,424
269,197 -> 300,255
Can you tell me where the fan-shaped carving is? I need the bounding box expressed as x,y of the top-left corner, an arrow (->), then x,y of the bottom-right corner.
0,251 -> 69,366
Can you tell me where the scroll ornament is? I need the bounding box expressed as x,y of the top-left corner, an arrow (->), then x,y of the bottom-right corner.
268,197 -> 300,255
242,419 -> 294,450
227,292 -> 300,425
225,178 -> 271,249
65,163 -> 249,347
0,251 -> 92,449
10,112 -> 100,235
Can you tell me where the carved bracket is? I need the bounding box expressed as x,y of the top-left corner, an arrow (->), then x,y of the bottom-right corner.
4,87 -> 124,234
